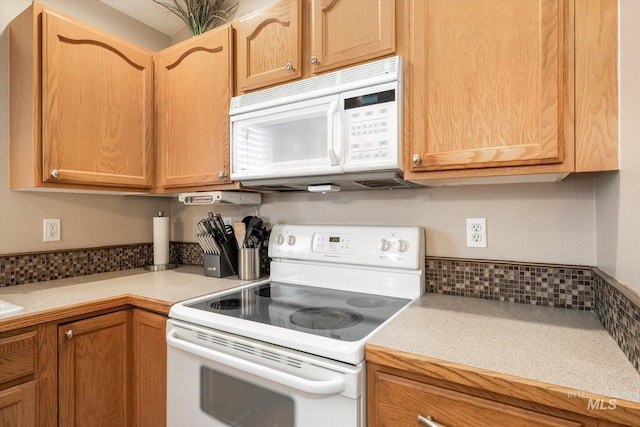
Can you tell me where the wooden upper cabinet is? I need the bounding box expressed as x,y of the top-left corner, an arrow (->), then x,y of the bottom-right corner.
309,0 -> 395,74
9,3 -> 154,191
235,0 -> 302,92
408,0 -> 567,174
155,25 -> 237,191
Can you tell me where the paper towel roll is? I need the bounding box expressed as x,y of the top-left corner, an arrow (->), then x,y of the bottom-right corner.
153,213 -> 170,265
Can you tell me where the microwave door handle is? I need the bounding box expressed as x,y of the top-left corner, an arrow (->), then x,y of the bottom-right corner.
328,149 -> 339,166
167,330 -> 346,396
327,99 -> 340,166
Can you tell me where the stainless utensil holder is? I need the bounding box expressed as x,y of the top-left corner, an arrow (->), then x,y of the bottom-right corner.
238,248 -> 261,280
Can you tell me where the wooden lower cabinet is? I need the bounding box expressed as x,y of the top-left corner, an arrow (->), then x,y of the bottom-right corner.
56,308 -> 168,427
0,380 -> 37,427
132,309 -> 167,427
367,362 -> 603,427
0,327 -> 39,427
58,310 -> 132,427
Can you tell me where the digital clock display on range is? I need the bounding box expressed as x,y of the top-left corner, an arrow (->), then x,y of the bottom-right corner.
329,237 -> 340,243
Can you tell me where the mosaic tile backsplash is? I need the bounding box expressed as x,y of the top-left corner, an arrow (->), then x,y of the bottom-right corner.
426,257 -> 595,310
0,245 -> 637,373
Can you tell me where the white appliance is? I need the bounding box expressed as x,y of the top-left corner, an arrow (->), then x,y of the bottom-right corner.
229,57 -> 421,192
167,224 -> 425,427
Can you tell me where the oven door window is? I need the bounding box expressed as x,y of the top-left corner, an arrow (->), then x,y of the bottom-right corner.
201,367 -> 294,427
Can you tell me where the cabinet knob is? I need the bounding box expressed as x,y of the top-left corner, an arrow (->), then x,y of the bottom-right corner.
218,171 -> 227,180
412,154 -> 421,165
418,415 -> 447,427
286,62 -> 295,72
51,169 -> 60,178
311,55 -> 319,66
65,329 -> 74,340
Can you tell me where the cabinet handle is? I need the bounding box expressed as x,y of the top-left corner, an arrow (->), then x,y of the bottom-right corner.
65,329 -> 74,340
218,171 -> 227,179
418,415 -> 447,427
412,154 -> 421,165
286,62 -> 295,72
51,169 -> 60,178
311,55 -> 319,66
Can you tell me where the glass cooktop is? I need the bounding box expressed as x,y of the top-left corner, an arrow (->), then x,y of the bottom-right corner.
186,281 -> 411,342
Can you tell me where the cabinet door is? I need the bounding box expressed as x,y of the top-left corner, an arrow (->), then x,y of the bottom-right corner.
370,369 -> 591,427
310,0 -> 395,74
41,10 -> 154,189
408,0 -> 566,173
235,0 -> 302,92
132,309 -> 166,427
155,25 -> 234,190
0,381 -> 37,427
58,311 -> 131,427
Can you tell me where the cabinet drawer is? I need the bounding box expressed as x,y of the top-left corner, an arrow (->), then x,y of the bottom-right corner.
373,371 -> 586,427
0,331 -> 37,385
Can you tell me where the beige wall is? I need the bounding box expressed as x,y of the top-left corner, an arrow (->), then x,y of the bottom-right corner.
596,1 -> 640,293
0,0 -> 171,255
172,176 -> 598,266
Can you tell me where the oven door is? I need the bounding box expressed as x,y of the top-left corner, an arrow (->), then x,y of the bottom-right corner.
230,94 -> 342,181
166,319 -> 364,427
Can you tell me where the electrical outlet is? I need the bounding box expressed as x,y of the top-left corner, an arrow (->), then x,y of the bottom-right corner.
466,218 -> 486,248
43,218 -> 61,242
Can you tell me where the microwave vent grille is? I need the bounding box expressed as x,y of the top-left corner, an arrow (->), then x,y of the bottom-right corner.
230,56 -> 401,113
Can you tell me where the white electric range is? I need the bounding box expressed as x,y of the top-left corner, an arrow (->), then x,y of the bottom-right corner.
167,224 -> 425,427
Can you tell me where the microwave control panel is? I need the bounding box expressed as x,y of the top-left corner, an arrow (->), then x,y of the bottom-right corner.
343,83 -> 400,169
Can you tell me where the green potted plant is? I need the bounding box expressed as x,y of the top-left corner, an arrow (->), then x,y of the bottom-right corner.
153,0 -> 239,36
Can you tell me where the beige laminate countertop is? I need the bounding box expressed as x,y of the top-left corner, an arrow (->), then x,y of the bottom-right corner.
368,294 -> 640,407
0,265 -> 257,331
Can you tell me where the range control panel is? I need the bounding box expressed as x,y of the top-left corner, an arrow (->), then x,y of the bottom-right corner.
269,224 -> 424,270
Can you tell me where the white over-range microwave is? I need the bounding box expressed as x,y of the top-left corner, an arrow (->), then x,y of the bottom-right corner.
229,56 -> 421,192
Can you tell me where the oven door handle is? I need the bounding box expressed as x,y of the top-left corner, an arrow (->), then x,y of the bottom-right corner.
167,330 -> 347,396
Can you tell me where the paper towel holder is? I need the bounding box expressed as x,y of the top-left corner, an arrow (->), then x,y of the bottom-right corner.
145,211 -> 177,271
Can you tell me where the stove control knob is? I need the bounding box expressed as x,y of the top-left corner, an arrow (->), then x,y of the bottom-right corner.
397,239 -> 409,253
378,238 -> 390,251
287,235 -> 296,246
275,235 -> 284,245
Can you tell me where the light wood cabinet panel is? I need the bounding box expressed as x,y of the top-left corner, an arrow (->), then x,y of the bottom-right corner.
132,309 -> 167,427
9,3 -> 154,191
404,0 -> 617,183
235,0 -> 302,92
155,25 -> 238,192
0,331 -> 36,385
408,0 -> 566,173
58,310 -> 132,427
0,381 -> 37,427
309,0 -> 395,74
370,369 -> 590,427
575,0 -> 618,172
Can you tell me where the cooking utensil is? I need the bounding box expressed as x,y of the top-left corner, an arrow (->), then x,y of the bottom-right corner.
243,216 -> 263,248
233,222 -> 246,250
